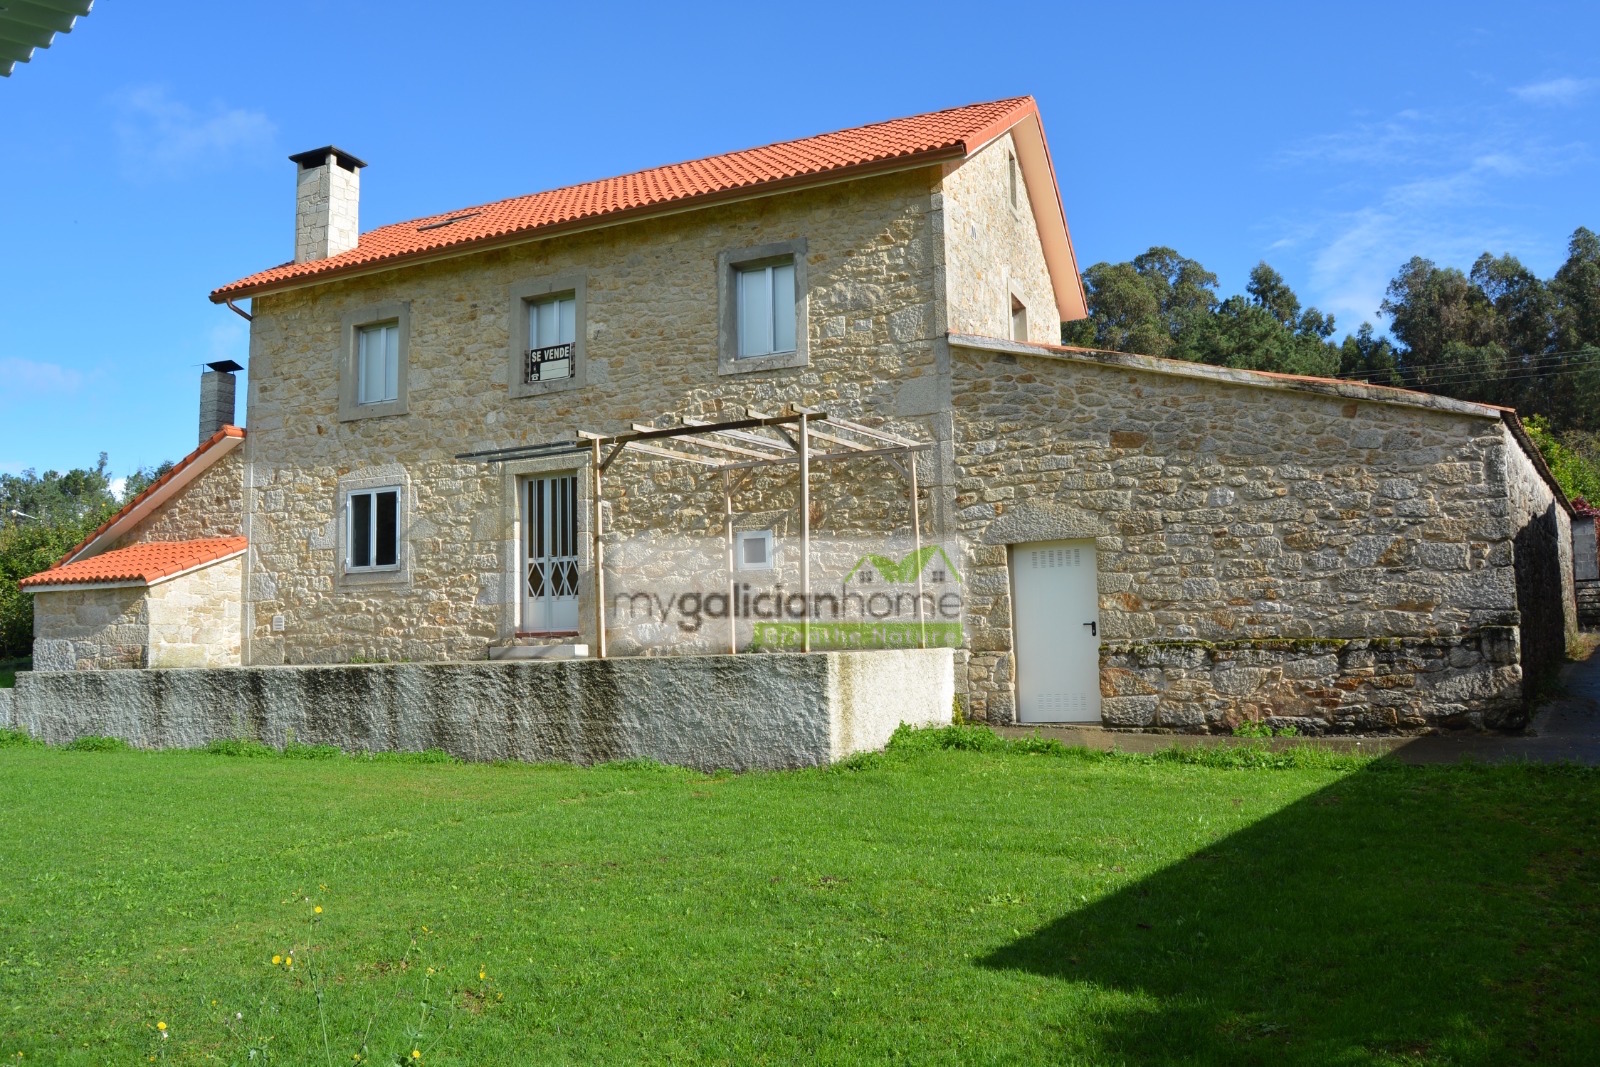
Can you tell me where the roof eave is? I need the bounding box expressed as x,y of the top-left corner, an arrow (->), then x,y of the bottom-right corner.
23,546 -> 248,594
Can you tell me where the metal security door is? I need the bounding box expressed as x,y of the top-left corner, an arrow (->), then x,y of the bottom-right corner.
1011,539 -> 1101,723
522,474 -> 579,633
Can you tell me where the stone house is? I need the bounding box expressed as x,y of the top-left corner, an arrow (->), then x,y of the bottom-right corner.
21,96 -> 1577,732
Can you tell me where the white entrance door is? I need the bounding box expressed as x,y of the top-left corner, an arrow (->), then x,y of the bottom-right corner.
522,474 -> 580,634
1011,539 -> 1101,723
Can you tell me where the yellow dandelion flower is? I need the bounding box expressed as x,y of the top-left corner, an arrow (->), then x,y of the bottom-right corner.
314,906 -> 323,914
411,1050 -> 421,1060
479,970 -> 486,981
156,1022 -> 166,1032
426,967 -> 435,976
271,955 -> 282,965
285,955 -> 294,968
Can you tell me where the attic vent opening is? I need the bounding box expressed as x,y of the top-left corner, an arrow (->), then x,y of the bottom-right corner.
417,212 -> 481,232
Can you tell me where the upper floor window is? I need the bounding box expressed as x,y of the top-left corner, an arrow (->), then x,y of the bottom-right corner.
347,486 -> 400,572
527,292 -> 576,383
718,238 -> 808,376
357,321 -> 400,405
509,273 -> 587,397
339,301 -> 410,421
736,260 -> 796,358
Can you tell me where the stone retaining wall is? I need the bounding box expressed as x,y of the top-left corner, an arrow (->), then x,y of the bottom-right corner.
0,649 -> 952,771
1100,628 -> 1524,733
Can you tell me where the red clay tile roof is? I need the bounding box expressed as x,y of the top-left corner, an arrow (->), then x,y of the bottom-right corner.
56,425 -> 245,567
20,536 -> 247,590
212,97 -> 1041,301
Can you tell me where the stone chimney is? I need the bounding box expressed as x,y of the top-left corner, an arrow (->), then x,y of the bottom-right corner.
289,146 -> 367,263
199,360 -> 242,443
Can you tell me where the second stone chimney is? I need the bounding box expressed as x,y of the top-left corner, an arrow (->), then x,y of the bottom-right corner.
290,146 -> 366,263
199,360 -> 242,443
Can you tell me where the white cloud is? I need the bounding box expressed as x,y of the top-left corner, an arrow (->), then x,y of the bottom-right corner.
1511,77 -> 1597,106
113,85 -> 275,180
109,476 -> 128,501
0,357 -> 85,393
1272,106 -> 1587,331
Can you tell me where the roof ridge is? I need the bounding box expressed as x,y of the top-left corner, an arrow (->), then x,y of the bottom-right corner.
394,95 -> 1035,228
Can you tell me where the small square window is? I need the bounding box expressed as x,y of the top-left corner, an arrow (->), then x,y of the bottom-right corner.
347,487 -> 401,572
356,321 -> 400,405
1011,296 -> 1028,342
735,530 -> 774,571
736,260 -> 796,358
526,292 -> 576,383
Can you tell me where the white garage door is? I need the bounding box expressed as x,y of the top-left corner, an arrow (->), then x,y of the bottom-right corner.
1011,539 -> 1101,723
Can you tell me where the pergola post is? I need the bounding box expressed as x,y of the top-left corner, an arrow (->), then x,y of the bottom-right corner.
724,470 -> 737,655
591,437 -> 607,660
910,453 -> 925,649
799,412 -> 811,654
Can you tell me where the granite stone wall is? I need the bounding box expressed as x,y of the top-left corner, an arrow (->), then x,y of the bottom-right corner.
1101,629 -> 1524,733
940,132 -> 1060,343
948,340 -> 1551,729
1503,424 -> 1577,687
31,558 -> 244,671
146,556 -> 244,668
112,450 -> 244,549
31,585 -> 148,671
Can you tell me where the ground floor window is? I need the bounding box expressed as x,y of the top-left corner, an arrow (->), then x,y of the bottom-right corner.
347,487 -> 400,572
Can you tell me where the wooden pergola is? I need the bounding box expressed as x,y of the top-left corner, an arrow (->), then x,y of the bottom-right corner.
578,406 -> 932,658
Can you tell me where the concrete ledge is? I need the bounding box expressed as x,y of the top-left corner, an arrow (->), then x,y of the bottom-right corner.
4,650 -> 952,771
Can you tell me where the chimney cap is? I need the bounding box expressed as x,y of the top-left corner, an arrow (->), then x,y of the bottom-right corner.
288,146 -> 367,172
205,360 -> 244,374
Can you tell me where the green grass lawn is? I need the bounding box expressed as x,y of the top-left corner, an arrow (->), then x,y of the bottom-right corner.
0,730 -> 1596,1066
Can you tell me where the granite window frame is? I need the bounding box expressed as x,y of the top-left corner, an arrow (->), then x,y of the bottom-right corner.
334,466 -> 413,590
338,301 -> 411,422
717,238 -> 808,376
509,273 -> 587,398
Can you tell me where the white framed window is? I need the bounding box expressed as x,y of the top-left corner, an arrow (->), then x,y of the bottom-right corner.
736,260 -> 797,358
735,529 -> 775,571
340,302 -> 409,421
347,486 -> 401,572
1011,295 -> 1028,342
526,292 -> 576,383
356,321 -> 400,405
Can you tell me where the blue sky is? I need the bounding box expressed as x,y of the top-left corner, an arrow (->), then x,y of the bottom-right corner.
1,1 -> 1596,483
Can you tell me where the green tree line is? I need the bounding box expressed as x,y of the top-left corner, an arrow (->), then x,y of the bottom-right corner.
1062,227 -> 1600,501
1,457 -> 172,659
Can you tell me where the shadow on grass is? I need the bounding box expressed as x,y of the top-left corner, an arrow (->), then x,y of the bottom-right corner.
981,759 -> 1600,1066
